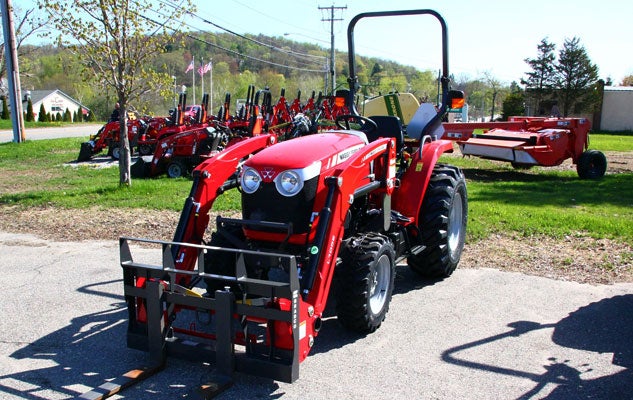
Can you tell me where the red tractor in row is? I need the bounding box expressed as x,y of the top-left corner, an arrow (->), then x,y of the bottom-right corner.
113,9 -> 467,394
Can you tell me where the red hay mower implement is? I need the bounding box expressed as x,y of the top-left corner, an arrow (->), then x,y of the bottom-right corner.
81,9 -> 470,399
442,116 -> 607,179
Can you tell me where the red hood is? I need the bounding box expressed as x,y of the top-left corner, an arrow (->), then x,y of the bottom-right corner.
245,132 -> 365,176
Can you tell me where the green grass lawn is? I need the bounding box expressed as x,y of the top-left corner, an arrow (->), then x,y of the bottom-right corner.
0,134 -> 632,244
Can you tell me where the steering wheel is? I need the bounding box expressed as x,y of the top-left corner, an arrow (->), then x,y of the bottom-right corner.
335,114 -> 377,134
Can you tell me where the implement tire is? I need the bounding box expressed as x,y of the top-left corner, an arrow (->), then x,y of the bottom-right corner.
408,164 -> 468,278
577,150 -> 607,179
336,233 -> 395,334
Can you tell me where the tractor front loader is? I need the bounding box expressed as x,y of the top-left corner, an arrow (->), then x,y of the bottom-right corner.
84,9 -> 469,399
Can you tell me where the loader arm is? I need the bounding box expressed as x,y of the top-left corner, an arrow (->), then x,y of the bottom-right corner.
171,134 -> 277,282
304,137 -> 396,313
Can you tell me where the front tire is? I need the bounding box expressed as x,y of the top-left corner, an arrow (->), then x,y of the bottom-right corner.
408,164 -> 468,278
336,233 -> 395,334
139,144 -> 153,155
166,160 -> 187,178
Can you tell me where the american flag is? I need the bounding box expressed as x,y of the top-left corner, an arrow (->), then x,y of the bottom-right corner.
185,60 -> 194,73
198,61 -> 212,76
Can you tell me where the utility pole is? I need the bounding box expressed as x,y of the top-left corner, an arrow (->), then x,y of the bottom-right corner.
1,0 -> 25,142
319,4 -> 346,95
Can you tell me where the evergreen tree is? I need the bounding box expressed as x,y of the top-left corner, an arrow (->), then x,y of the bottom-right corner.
555,37 -> 599,116
26,99 -> 35,122
1,97 -> 9,119
501,90 -> 526,120
38,104 -> 47,122
77,106 -> 83,122
63,108 -> 71,122
521,38 -> 556,115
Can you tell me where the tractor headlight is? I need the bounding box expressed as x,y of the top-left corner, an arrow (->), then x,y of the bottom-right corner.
241,167 -> 262,194
275,170 -> 303,197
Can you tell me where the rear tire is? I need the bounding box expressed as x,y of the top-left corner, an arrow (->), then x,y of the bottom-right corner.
336,233 -> 395,334
577,150 -> 607,179
408,164 -> 468,278
110,146 -> 121,160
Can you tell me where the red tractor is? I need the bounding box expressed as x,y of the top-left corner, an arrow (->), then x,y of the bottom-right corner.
77,117 -> 145,161
118,8 -> 467,390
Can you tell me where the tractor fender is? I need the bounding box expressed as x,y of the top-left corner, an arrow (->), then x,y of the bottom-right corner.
392,139 -> 455,221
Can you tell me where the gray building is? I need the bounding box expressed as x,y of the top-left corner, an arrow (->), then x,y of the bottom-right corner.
600,86 -> 633,131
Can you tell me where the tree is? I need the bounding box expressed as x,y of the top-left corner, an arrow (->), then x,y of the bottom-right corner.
38,103 -> 47,122
40,0 -> 192,186
1,96 -> 8,119
483,71 -> 503,121
501,88 -> 525,121
25,98 -> 34,121
521,38 -> 557,115
554,37 -> 599,116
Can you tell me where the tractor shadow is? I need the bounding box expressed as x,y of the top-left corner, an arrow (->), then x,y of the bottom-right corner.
461,167 -> 575,183
0,279 -> 141,399
441,294 -> 633,399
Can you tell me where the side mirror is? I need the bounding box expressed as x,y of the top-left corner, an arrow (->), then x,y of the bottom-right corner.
448,90 -> 465,110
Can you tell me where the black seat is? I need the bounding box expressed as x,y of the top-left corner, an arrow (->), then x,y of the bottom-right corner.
368,115 -> 404,153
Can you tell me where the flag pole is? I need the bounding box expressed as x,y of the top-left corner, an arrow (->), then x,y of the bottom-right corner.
209,59 -> 213,111
192,55 -> 195,105
200,58 -> 204,102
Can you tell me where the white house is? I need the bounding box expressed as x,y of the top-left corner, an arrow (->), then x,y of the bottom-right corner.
22,89 -> 90,121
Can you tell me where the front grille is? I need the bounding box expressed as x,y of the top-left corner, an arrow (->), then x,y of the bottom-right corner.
242,176 -> 318,233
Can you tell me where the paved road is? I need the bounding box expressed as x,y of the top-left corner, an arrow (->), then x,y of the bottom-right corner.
1,231 -> 632,399
0,124 -> 102,143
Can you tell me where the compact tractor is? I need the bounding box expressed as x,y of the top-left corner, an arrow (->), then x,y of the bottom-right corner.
110,9 -> 467,396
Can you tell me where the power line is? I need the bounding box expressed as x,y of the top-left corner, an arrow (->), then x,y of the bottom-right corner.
139,12 -> 327,73
156,0 -> 327,63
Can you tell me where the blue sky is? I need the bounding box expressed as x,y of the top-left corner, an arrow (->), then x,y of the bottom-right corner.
193,0 -> 633,85
23,0 -> 633,85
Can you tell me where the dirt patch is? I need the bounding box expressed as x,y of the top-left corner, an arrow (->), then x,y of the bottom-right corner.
1,204 -> 631,285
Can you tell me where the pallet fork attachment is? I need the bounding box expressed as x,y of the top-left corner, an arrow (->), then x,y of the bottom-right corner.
80,237 -> 303,398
